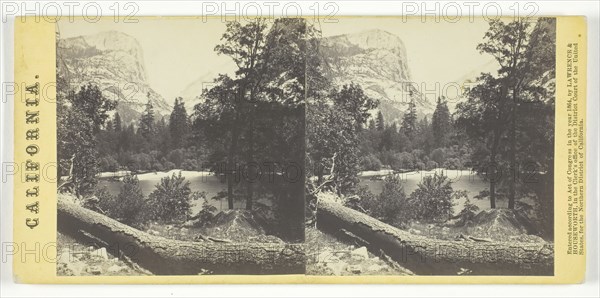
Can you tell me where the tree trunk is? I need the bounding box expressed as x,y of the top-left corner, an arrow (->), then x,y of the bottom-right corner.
58,201 -> 305,275
508,91 -> 517,210
489,178 -> 496,209
489,150 -> 497,209
316,197 -> 553,275
489,123 -> 502,209
246,112 -> 255,211
227,115 -> 239,210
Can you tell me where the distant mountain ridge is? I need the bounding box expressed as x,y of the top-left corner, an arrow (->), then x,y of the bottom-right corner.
58,30 -> 172,125
58,29 -> 493,126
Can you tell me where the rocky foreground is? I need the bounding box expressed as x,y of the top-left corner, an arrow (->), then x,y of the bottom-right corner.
57,232 -> 150,276
306,228 -> 412,276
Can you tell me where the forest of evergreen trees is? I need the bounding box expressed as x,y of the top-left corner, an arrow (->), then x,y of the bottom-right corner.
358,95 -> 468,173
95,97 -> 202,174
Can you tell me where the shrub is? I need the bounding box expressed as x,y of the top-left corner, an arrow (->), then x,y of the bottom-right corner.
411,149 -> 425,160
146,172 -> 194,222
344,185 -> 373,211
110,175 -> 148,227
126,153 -> 154,172
377,150 -> 395,167
426,160 -> 438,170
390,152 -> 414,171
362,175 -> 411,228
451,190 -> 479,226
359,154 -> 382,171
167,149 -> 185,167
194,195 -> 217,226
151,162 -> 164,172
90,186 -> 116,214
181,159 -> 199,171
138,153 -> 154,171
99,155 -> 119,172
429,148 -> 445,165
163,161 -> 176,170
408,173 -> 454,222
443,157 -> 461,170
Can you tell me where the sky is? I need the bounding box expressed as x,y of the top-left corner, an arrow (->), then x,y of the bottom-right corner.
58,17 -> 496,104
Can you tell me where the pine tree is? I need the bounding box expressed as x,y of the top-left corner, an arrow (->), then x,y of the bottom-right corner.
416,116 -> 434,153
105,119 -> 114,132
155,116 -> 170,154
401,99 -> 417,139
139,98 -> 156,141
368,119 -> 376,130
114,112 -> 122,132
169,97 -> 189,149
432,96 -> 451,148
376,111 -> 385,131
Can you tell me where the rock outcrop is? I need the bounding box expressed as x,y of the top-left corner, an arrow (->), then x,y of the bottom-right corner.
58,30 -> 172,124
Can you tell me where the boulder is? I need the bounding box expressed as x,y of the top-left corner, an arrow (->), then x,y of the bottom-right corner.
66,261 -> 86,276
317,249 -> 333,263
57,248 -> 72,264
92,247 -> 109,260
347,265 -> 362,274
350,246 -> 369,260
107,264 -> 124,273
88,265 -> 103,275
327,261 -> 347,276
367,264 -> 384,272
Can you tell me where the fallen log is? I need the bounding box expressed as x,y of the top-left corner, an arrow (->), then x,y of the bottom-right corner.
316,197 -> 554,275
58,201 -> 305,275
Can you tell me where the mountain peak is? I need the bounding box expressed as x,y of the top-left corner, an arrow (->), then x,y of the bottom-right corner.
58,31 -> 171,125
319,29 -> 432,122
81,30 -> 142,56
327,29 -> 406,54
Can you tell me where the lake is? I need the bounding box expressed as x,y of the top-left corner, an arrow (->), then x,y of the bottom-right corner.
358,168 -> 511,214
98,170 -> 232,214
98,168 -> 517,216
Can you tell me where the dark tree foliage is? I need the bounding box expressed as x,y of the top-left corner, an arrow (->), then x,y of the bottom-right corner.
408,173 -> 455,222
331,83 -> 378,130
401,99 -> 417,139
114,175 -> 147,227
432,96 -> 452,148
139,99 -> 156,145
360,176 -> 411,228
307,84 -> 377,195
169,97 -> 190,149
147,172 -> 194,222
376,111 -> 385,131
456,73 -> 508,209
191,18 -> 315,242
113,112 -> 122,132
457,18 -> 555,213
57,83 -> 115,197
